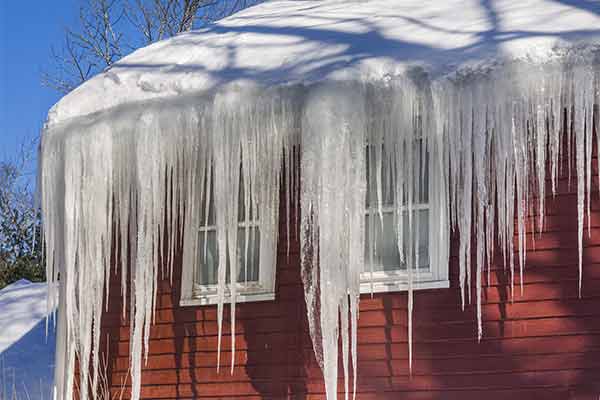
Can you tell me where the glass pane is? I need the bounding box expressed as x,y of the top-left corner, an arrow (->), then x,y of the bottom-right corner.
199,166 -> 215,226
237,227 -> 260,283
415,141 -> 429,204
238,172 -> 258,222
364,209 -> 429,273
199,164 -> 258,226
197,230 -> 218,285
366,146 -> 395,207
196,227 -> 260,286
366,142 -> 429,207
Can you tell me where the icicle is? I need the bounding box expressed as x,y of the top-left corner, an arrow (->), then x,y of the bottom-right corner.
473,81 -> 487,341
458,84 -> 474,310
407,210 -> 414,374
301,82 -> 367,400
42,88 -> 294,400
41,48 -> 599,400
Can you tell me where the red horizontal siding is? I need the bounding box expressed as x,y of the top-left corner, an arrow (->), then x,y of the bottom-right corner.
99,170 -> 600,400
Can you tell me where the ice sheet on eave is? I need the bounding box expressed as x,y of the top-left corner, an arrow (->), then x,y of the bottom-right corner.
46,0 -> 600,128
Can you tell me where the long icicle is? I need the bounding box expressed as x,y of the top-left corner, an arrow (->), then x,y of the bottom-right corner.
41,50 -> 599,400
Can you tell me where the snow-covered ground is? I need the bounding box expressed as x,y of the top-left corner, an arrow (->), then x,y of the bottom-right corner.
0,280 -> 55,400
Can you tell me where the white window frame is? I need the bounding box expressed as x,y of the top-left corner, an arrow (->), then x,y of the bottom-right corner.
179,162 -> 278,307
360,145 -> 449,294
181,220 -> 276,306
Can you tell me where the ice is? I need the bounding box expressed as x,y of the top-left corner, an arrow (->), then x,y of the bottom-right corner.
40,49 -> 599,400
41,87 -> 296,400
301,83 -> 367,399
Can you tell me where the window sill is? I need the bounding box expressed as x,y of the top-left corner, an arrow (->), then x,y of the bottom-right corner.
180,291 -> 276,307
359,279 -> 449,294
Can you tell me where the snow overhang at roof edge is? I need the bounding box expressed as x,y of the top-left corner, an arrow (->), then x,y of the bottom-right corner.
43,0 -> 600,130
44,41 -> 600,136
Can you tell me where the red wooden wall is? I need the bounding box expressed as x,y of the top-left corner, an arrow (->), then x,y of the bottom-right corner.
101,161 -> 600,400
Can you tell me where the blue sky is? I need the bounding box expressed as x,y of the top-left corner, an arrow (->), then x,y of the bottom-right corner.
0,1 -> 78,165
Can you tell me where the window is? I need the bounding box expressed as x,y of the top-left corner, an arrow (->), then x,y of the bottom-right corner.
361,141 -> 449,294
180,165 -> 277,306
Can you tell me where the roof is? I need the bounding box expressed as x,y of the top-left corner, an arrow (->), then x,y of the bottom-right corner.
47,0 -> 600,126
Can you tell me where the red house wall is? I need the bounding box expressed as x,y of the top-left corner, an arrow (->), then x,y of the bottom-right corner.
101,162 -> 600,399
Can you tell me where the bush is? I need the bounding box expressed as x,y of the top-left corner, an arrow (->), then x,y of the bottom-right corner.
0,256 -> 44,290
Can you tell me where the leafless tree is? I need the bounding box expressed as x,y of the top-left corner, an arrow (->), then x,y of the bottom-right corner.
0,141 -> 43,289
0,141 -> 38,259
42,0 -> 124,93
43,0 -> 260,94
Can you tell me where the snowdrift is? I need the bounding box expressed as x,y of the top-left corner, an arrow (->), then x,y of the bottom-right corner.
0,280 -> 55,400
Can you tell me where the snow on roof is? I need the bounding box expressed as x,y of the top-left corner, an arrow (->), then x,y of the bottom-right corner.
0,280 -> 55,399
47,0 -> 600,126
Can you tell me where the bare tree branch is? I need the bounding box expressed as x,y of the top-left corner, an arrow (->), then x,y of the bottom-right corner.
0,139 -> 39,261
0,140 -> 44,288
43,0 -> 263,95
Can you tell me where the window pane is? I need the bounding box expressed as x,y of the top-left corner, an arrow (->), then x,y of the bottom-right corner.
237,227 -> 261,283
200,170 -> 258,226
238,172 -> 258,222
199,167 -> 215,226
364,209 -> 429,273
196,227 -> 260,286
197,230 -> 218,285
365,142 -> 429,207
415,142 -> 429,204
366,147 -> 395,207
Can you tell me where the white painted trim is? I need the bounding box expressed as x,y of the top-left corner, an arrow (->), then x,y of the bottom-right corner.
360,141 -> 450,295
359,278 -> 449,295
180,291 -> 276,306
180,217 -> 277,308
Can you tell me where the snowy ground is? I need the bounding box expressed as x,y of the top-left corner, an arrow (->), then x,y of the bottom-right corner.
0,280 -> 55,400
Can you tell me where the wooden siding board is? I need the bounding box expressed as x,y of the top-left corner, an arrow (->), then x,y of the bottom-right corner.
99,173 -> 600,399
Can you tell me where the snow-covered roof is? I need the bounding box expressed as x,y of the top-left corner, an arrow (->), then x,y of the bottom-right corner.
47,0 -> 600,126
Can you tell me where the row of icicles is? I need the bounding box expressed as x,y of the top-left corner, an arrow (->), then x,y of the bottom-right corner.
40,59 -> 599,400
